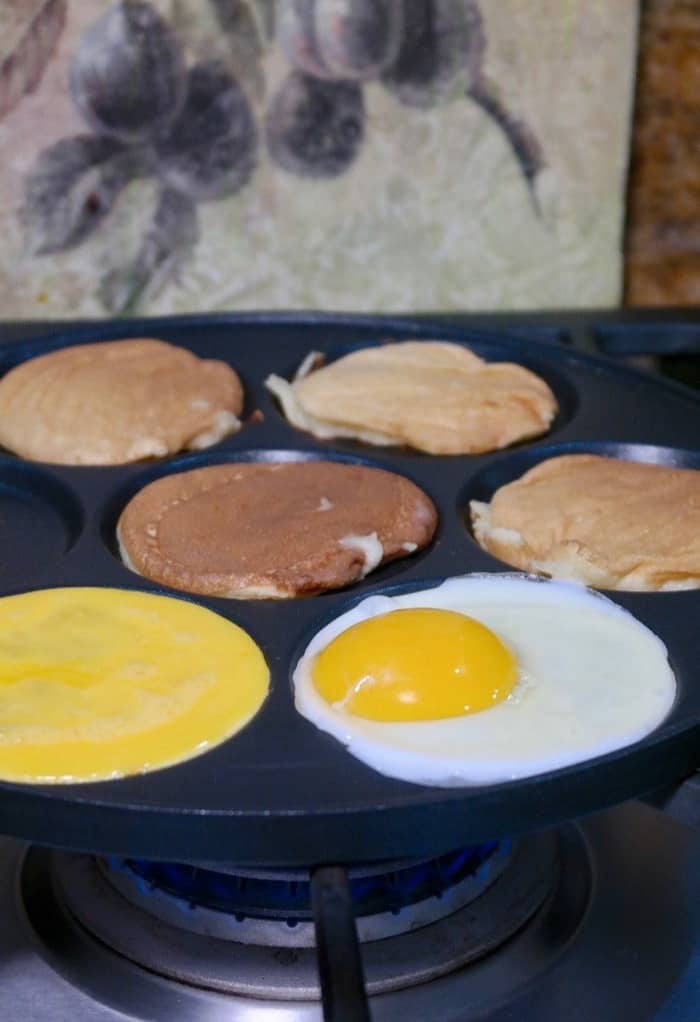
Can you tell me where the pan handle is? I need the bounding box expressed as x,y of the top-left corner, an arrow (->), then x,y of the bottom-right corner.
311,865 -> 372,1022
595,322 -> 700,355
644,770 -> 700,831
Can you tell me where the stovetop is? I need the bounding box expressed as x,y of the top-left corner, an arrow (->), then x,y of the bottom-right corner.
2,800 -> 699,1022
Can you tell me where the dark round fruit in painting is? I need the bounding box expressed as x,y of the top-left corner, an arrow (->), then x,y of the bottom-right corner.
278,0 -> 403,81
315,0 -> 403,79
69,1 -> 186,142
156,62 -> 258,201
382,0 -> 483,108
266,71 -> 365,178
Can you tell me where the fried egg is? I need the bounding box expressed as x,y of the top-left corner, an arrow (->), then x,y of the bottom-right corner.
293,575 -> 676,786
0,587 -> 269,784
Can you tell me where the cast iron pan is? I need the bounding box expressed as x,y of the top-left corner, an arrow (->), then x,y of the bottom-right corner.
0,314 -> 697,866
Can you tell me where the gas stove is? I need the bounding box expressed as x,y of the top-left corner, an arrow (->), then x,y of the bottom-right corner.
2,800 -> 698,1021
0,310 -> 698,1021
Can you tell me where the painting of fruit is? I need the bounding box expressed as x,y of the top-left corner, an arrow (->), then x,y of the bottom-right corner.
0,0 -> 638,315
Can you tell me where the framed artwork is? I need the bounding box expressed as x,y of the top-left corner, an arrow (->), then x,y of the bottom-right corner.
0,1 -> 638,316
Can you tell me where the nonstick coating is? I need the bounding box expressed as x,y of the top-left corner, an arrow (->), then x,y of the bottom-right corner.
0,314 -> 697,866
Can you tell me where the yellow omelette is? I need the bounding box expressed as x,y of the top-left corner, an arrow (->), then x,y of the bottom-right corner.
0,587 -> 268,783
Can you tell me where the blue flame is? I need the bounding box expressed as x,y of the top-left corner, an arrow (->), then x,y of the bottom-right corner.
112,841 -> 506,921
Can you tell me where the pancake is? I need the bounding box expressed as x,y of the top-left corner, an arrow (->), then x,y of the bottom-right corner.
0,587 -> 268,784
117,461 -> 437,598
470,454 -> 700,591
0,338 -> 243,465
265,341 -> 557,454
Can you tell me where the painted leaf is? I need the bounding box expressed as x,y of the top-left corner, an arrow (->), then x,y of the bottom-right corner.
0,0 -> 67,120
20,135 -> 146,255
251,0 -> 275,41
99,186 -> 199,314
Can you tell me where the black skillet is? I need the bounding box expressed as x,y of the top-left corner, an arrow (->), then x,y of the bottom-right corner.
0,313 -> 697,866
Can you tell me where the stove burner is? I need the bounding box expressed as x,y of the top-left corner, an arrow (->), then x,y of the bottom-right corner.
100,841 -> 509,946
35,831 -> 559,1000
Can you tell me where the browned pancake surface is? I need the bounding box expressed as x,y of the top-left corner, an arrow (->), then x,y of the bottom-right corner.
118,461 -> 437,598
471,454 -> 700,590
0,339 -> 243,465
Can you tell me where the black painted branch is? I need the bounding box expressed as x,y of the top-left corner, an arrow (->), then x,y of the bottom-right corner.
468,77 -> 545,213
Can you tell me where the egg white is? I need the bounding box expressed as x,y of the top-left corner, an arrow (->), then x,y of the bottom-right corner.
293,575 -> 676,786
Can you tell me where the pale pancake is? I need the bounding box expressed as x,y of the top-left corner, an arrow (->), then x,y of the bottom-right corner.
471,454 -> 700,591
266,341 -> 557,454
0,338 -> 243,465
117,461 -> 437,598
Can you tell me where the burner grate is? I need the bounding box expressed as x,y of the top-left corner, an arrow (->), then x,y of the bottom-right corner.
42,831 -> 559,1002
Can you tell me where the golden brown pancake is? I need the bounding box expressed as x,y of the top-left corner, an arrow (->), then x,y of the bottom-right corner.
470,454 -> 700,591
0,339 -> 243,465
266,341 -> 557,454
117,461 -> 437,598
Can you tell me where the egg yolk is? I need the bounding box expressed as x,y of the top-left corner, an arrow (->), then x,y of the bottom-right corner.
311,608 -> 517,722
0,587 -> 268,783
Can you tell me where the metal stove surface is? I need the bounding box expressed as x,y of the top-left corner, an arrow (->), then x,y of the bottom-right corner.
2,801 -> 698,1022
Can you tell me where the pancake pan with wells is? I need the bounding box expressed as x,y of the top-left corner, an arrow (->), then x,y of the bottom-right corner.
0,314 -> 696,866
